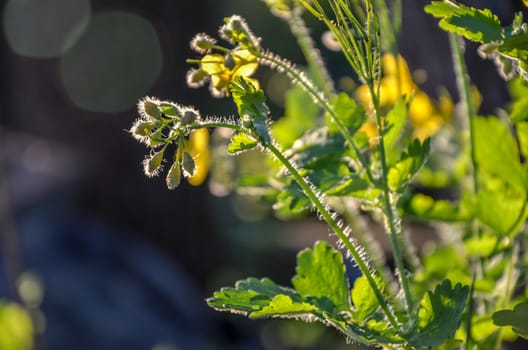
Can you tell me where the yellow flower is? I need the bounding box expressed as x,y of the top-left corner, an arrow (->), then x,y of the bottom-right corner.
186,129 -> 210,186
199,48 -> 259,96
355,54 -> 453,142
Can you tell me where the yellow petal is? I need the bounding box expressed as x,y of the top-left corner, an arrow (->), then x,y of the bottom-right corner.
200,54 -> 227,75
410,92 -> 435,126
187,129 -> 210,186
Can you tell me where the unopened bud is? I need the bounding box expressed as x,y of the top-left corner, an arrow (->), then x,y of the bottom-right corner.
143,100 -> 162,119
143,149 -> 164,177
166,161 -> 182,190
182,152 -> 196,177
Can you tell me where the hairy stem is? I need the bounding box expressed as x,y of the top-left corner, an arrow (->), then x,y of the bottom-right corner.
287,9 -> 335,98
265,141 -> 400,328
370,87 -> 414,313
449,34 -> 478,194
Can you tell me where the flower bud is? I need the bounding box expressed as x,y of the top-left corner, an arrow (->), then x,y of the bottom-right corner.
143,149 -> 164,177
190,33 -> 217,53
166,161 -> 182,190
224,53 -> 236,70
142,99 -> 162,119
181,109 -> 200,125
182,152 -> 196,177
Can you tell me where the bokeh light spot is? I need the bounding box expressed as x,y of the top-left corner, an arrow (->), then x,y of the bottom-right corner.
60,11 -> 163,113
3,0 -> 91,58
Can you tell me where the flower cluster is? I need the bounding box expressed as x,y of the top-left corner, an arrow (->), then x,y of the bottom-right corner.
130,97 -> 210,188
356,54 -> 453,142
187,16 -> 261,97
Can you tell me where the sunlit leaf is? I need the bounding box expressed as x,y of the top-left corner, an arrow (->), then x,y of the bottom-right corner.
228,132 -> 258,155
272,84 -> 319,148
384,98 -> 408,154
325,93 -> 366,136
351,275 -> 381,321
388,139 -> 430,192
292,241 -> 351,313
207,277 -> 299,315
406,280 -> 469,348
403,193 -> 475,222
510,97 -> 528,122
250,294 -> 316,318
425,1 -> 502,43
474,116 -> 525,189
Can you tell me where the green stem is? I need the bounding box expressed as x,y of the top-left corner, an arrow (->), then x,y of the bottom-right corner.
370,88 -> 414,313
265,141 -> 400,329
258,52 -> 375,184
287,9 -> 335,98
494,245 -> 517,350
449,33 -> 478,194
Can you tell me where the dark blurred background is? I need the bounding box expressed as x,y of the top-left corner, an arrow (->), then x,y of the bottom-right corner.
0,1 -> 525,349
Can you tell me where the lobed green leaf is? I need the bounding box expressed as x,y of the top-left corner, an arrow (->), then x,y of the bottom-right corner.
493,302 -> 528,340
425,1 -> 502,43
292,241 -> 351,313
228,132 -> 258,155
405,280 -> 469,349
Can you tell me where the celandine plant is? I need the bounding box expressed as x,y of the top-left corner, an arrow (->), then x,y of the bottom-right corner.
130,0 -> 528,348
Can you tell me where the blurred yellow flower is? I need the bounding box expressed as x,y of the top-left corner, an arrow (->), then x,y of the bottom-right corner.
199,49 -> 259,96
355,54 -> 453,142
186,129 -> 210,186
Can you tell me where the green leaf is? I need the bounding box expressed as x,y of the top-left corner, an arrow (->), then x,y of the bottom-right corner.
510,97 -> 528,122
477,184 -> 528,236
351,275 -> 381,321
406,280 -> 469,349
384,98 -> 407,153
228,133 -> 258,155
287,128 -> 348,170
207,277 -> 299,315
474,116 -> 525,189
274,181 -> 312,216
403,193 -> 475,222
250,294 -> 316,318
516,122 -> 528,159
325,93 -> 366,136
425,1 -> 502,43
292,241 -> 350,313
272,84 -> 319,148
493,302 -> 528,340
388,139 -> 430,192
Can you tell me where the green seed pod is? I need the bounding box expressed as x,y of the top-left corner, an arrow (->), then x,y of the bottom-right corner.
159,102 -> 181,118
143,149 -> 164,177
148,128 -> 165,147
143,100 -> 162,119
224,53 -> 236,70
182,151 -> 196,177
166,161 -> 182,190
131,121 -> 154,137
181,110 -> 198,125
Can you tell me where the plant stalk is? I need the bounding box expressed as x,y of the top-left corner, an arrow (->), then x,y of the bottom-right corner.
265,140 -> 401,328
370,87 -> 414,313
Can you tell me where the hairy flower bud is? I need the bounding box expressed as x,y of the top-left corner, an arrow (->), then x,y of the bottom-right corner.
143,149 -> 164,177
190,33 -> 217,54
166,161 -> 182,190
